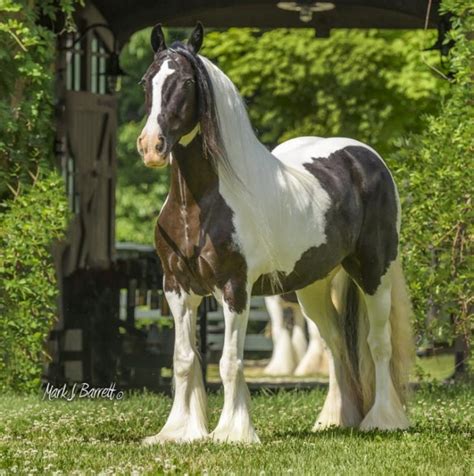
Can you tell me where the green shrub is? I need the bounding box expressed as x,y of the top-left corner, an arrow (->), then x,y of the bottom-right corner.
0,172 -> 67,392
0,1 -> 77,392
390,0 -> 473,346
0,0 -> 76,199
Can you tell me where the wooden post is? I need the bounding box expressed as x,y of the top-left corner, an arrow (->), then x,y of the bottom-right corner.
126,278 -> 136,328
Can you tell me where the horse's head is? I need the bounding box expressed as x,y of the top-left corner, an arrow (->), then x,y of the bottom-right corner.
137,23 -> 203,168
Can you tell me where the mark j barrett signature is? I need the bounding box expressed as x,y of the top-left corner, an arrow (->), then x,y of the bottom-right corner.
42,382 -> 124,401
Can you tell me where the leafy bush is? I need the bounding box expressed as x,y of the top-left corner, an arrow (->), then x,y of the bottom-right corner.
0,0 -> 76,199
0,173 -> 67,392
201,28 -> 446,156
0,1 -> 76,391
391,0 -> 473,349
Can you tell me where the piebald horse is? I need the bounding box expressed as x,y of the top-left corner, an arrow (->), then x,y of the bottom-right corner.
137,24 -> 414,444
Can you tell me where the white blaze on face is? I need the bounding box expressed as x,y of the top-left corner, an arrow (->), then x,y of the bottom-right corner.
143,60 -> 175,138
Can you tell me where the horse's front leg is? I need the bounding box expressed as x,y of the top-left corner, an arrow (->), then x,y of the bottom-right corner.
143,279 -> 208,445
211,282 -> 259,443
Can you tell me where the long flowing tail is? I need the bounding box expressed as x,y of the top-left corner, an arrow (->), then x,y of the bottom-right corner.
332,258 -> 415,416
386,258 -> 415,407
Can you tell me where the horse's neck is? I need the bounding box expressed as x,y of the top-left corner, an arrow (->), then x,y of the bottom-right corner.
168,136 -> 218,209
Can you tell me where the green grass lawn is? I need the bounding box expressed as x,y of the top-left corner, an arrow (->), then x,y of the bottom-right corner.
0,384 -> 472,475
205,354 -> 457,384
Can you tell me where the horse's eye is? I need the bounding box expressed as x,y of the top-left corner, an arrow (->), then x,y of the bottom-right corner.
184,78 -> 195,88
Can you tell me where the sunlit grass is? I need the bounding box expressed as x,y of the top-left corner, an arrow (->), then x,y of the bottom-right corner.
205,354 -> 455,384
413,354 -> 455,381
0,384 -> 472,474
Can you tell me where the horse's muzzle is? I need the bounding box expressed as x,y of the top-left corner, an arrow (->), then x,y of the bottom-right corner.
137,133 -> 170,168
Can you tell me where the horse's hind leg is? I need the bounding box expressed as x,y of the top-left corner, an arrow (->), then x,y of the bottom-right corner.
297,275 -> 362,429
264,296 -> 298,376
291,304 -> 308,364
294,317 -> 328,377
143,282 -> 208,445
359,268 -> 410,430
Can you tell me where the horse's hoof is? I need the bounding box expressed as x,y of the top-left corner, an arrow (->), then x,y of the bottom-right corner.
209,428 -> 261,444
360,403 -> 410,431
142,434 -> 166,446
142,430 -> 208,445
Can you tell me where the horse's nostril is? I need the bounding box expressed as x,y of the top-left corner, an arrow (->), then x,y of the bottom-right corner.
156,136 -> 166,153
137,136 -> 145,156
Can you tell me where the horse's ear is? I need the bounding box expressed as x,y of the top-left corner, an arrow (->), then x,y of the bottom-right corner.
187,22 -> 204,54
151,24 -> 166,53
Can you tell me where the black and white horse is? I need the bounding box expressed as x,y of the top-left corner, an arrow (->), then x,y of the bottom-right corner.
137,24 -> 414,444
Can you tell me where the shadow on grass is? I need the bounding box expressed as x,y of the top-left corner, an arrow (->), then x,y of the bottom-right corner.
270,426 -> 413,442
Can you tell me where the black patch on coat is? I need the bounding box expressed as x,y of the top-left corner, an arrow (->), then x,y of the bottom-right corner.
281,292 -> 298,304
303,145 -> 399,295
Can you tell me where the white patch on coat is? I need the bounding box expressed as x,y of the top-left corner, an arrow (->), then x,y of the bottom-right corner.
271,136 -> 324,156
211,296 -> 259,443
144,60 -> 175,138
359,264 -> 410,430
274,136 -> 401,232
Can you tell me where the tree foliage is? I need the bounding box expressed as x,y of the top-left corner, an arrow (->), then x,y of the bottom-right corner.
0,0 -> 76,391
391,0 -> 473,347
201,29 -> 446,155
0,0 -> 76,198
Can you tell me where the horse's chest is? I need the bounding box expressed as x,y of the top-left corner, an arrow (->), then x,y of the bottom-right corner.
155,199 -> 245,295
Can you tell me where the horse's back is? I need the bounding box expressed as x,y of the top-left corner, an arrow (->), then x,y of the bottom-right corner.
273,136 -> 387,173
273,136 -> 399,229
273,136 -> 401,295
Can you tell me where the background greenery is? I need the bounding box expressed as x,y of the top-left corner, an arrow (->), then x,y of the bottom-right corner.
390,1 -> 473,348
0,1 -> 75,391
0,174 -> 67,392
